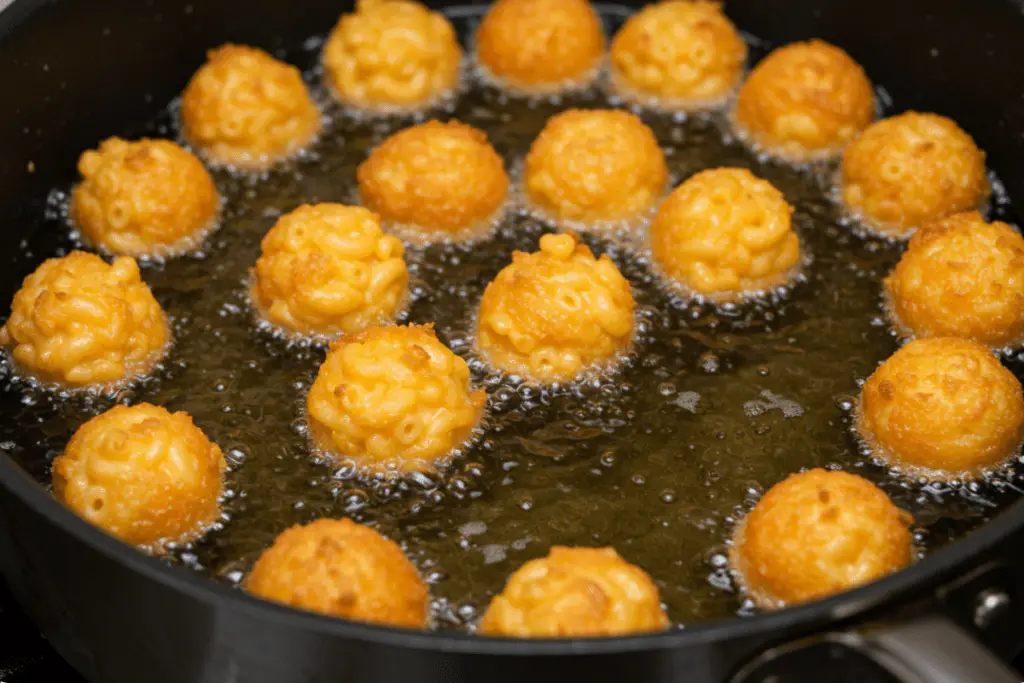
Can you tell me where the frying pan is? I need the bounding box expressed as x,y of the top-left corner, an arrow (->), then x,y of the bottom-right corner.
3,0 -> 1024,681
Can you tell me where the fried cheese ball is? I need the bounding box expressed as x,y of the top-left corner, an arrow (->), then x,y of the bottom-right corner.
524,109 -> 668,229
306,324 -> 486,471
475,0 -> 606,95
609,1 -> 746,111
181,45 -> 322,171
51,403 -> 225,550
840,112 -> 989,238
733,40 -> 875,162
322,0 -> 462,113
885,212 -> 1024,349
476,233 -> 635,383
250,204 -> 408,340
0,252 -> 169,389
730,469 -> 913,609
650,168 -> 800,299
247,518 -> 428,627
70,138 -> 220,259
357,121 -> 509,242
479,546 -> 669,637
858,338 -> 1024,478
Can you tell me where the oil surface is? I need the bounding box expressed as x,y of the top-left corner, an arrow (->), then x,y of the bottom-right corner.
3,6 -> 1024,630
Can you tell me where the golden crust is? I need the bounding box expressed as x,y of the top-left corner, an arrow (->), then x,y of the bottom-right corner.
476,233 -> 635,383
650,168 -> 800,298
323,0 -> 462,113
475,0 -> 606,94
250,204 -> 408,340
51,403 -> 224,550
479,546 -> 669,637
357,121 -> 509,240
609,1 -> 746,111
181,44 -> 322,171
306,324 -> 486,471
734,40 -> 875,162
840,112 -> 989,237
858,338 -> 1024,478
70,138 -> 220,259
0,252 -> 169,389
885,212 -> 1024,349
730,469 -> 913,609
524,109 -> 668,228
247,518 -> 428,627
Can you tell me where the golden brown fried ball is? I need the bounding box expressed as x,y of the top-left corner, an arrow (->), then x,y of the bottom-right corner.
0,252 -> 169,389
858,338 -> 1024,478
840,112 -> 989,238
885,212 -> 1024,349
609,1 -> 746,111
247,518 -> 428,627
524,109 -> 668,229
306,324 -> 486,472
70,138 -> 220,259
357,121 -> 509,242
479,546 -> 669,637
322,0 -> 462,113
52,403 -> 225,550
650,168 -> 800,299
475,0 -> 606,94
730,469 -> 913,609
250,204 -> 408,341
181,45 -> 322,171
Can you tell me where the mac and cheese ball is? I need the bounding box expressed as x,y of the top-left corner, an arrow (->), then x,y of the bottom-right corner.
609,1 -> 746,111
357,121 -> 509,242
650,168 -> 800,299
479,546 -> 669,637
0,252 -> 169,389
475,0 -> 605,94
524,109 -> 668,229
322,0 -> 462,113
885,212 -> 1024,349
250,204 -> 408,340
306,324 -> 486,472
181,45 -> 322,171
733,40 -> 875,162
70,138 -> 220,259
730,469 -> 913,609
247,518 -> 428,627
51,403 -> 225,550
858,338 -> 1024,478
840,112 -> 989,238
476,233 -> 635,383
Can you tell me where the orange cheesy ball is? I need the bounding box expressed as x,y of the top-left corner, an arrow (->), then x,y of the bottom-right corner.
479,546 -> 669,637
70,138 -> 220,259
885,212 -> 1024,350
306,324 -> 486,472
357,120 -> 509,243
730,469 -> 913,609
247,518 -> 427,627
0,252 -> 169,389
609,0 -> 746,112
52,403 -> 225,550
476,233 -> 635,383
250,204 -> 408,341
475,0 -> 605,95
524,109 -> 668,230
322,0 -> 462,113
840,112 -> 989,238
733,40 -> 875,162
858,338 -> 1024,479
650,168 -> 800,300
181,45 -> 322,171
